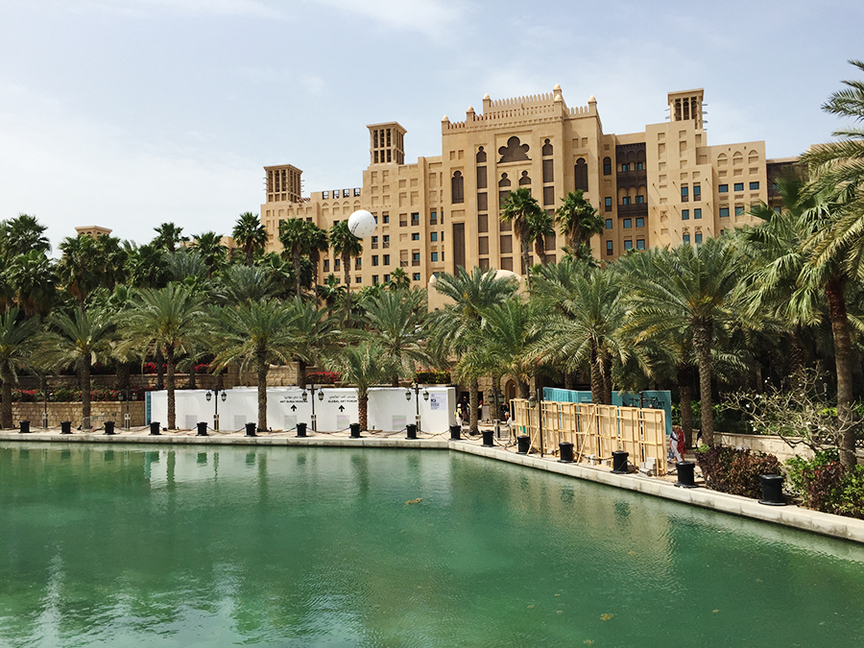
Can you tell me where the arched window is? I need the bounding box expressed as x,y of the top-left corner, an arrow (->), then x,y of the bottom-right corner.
518,170 -> 531,185
574,158 -> 588,191
603,157 -> 612,175
542,138 -> 553,156
451,171 -> 464,204
476,146 -> 487,163
498,173 -> 511,187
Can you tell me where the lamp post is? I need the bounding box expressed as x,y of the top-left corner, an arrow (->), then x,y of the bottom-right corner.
405,383 -> 430,433
206,388 -> 227,431
302,384 -> 325,431
123,387 -> 131,429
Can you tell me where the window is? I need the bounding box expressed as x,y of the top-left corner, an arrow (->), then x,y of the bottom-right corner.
383,254 -> 390,265
411,212 -> 419,224
412,273 -> 420,281
323,260 -> 330,272
440,231 -> 444,241
624,240 -> 633,250
605,197 -> 612,212
383,214 -> 389,223
372,275 -> 379,285
335,259 -> 341,269
635,217 -> 644,228
636,239 -> 645,250
355,258 -> 361,269
383,274 -> 390,283
603,157 -> 612,175
372,255 -> 379,266
719,207 -> 730,218
412,252 -> 420,262
693,184 -> 701,201
606,241 -> 613,255
635,195 -> 645,204
735,205 -> 745,216
430,232 -> 438,241
621,196 -> 632,205
636,161 -> 644,170
623,218 -> 632,228
681,186 -> 689,202
383,234 -> 390,247
430,211 -> 438,224
750,181 -> 760,190
683,234 -> 691,244
411,232 -> 419,241
574,159 -> 589,191
694,208 -> 702,219
431,252 -> 438,262
695,233 -> 703,244
682,209 -> 689,220
605,219 -> 613,230
373,215 -> 378,223
719,184 -> 728,193
621,163 -> 631,172
734,182 -> 744,192
355,276 -> 361,284
451,172 -> 464,203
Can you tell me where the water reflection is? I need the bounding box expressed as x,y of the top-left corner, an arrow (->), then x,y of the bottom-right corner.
1,443 -> 863,647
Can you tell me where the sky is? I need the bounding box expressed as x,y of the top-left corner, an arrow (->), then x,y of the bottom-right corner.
1,0 -> 863,251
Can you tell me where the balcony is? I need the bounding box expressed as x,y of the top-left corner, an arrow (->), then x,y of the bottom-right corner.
617,203 -> 649,218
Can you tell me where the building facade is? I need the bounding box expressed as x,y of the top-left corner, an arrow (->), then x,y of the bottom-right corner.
261,85 -> 788,288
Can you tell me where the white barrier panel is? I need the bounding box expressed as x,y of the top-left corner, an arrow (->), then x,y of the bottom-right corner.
367,386 -> 456,434
148,386 -> 455,432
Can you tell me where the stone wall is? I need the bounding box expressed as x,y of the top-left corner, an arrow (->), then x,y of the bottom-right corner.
11,402 -> 147,429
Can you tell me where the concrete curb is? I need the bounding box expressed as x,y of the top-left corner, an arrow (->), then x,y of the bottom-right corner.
3,431 -> 863,544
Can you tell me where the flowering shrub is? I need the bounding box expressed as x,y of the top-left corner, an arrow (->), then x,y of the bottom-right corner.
786,450 -> 864,519
696,445 -> 782,498
6,387 -> 148,402
306,371 -> 340,384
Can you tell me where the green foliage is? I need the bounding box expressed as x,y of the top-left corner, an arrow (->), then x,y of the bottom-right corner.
696,445 -> 782,498
415,370 -> 450,384
785,450 -> 864,519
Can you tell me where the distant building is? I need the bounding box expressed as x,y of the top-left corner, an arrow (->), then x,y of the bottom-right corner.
261,85 -> 792,288
75,225 -> 112,239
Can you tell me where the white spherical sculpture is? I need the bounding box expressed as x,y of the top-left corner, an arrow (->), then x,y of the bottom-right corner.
347,209 -> 376,238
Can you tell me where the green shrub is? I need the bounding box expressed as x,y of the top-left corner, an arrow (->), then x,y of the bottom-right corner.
415,370 -> 451,384
695,445 -> 782,498
785,450 -> 864,519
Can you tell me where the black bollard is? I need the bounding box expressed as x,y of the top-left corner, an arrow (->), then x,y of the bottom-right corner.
482,430 -> 494,447
104,421 -> 115,436
197,421 -> 208,436
612,450 -> 629,474
406,423 -> 417,440
245,422 -> 257,437
676,461 -> 697,488
149,421 -> 161,436
559,441 -> 574,463
60,421 -> 72,435
296,422 -> 307,438
19,420 -> 30,434
759,474 -> 786,505
450,424 -> 461,441
517,434 -> 530,454
349,423 -> 361,438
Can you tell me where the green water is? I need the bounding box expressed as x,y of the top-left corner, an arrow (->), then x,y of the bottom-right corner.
1,444 -> 863,648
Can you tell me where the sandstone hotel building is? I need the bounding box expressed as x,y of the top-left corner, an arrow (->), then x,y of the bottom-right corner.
260,85 -> 794,288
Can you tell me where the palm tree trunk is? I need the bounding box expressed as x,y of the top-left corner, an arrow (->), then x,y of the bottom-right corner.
589,344 -> 604,404
518,380 -> 530,399
343,251 -> 351,326
693,323 -> 714,446
166,346 -> 176,429
81,354 -> 92,428
155,347 -> 164,390
469,377 -> 479,434
293,248 -> 302,298
257,350 -> 268,432
602,351 -> 613,405
188,362 -> 197,390
359,393 -> 368,430
825,276 -> 856,468
1,362 -> 13,429
521,238 -> 530,279
534,239 -> 546,265
677,365 -> 693,448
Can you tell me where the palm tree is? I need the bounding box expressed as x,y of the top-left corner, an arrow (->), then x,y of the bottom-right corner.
0,309 -> 39,428
326,340 -> 394,431
360,287 -> 431,386
329,221 -> 363,324
190,232 -> 227,278
282,298 -> 339,386
0,214 -> 51,260
624,239 -> 741,446
501,187 -> 545,276
528,208 -> 555,266
124,242 -> 169,289
4,250 -> 57,317
35,307 -> 116,427
279,218 -> 310,298
387,267 -> 411,290
213,299 -> 301,432
119,285 -> 210,429
428,266 -> 518,432
213,265 -> 279,306
233,212 -> 269,266
317,274 -> 347,317
56,235 -> 101,306
796,60 -> 864,467
304,222 -> 330,300
152,222 -> 189,254
556,190 -> 604,261
531,259 -> 633,405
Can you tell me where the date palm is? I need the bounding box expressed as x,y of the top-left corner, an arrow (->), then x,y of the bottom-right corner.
501,187 -> 544,277
35,307 -> 116,428
152,222 -> 189,254
213,299 -> 301,432
119,285 -> 210,429
0,214 -> 51,260
279,218 -> 310,298
556,190 -> 604,261
191,232 -> 227,278
233,212 -> 269,266
325,340 -> 394,431
329,221 -> 363,325
0,309 -> 39,428
4,250 -> 57,317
